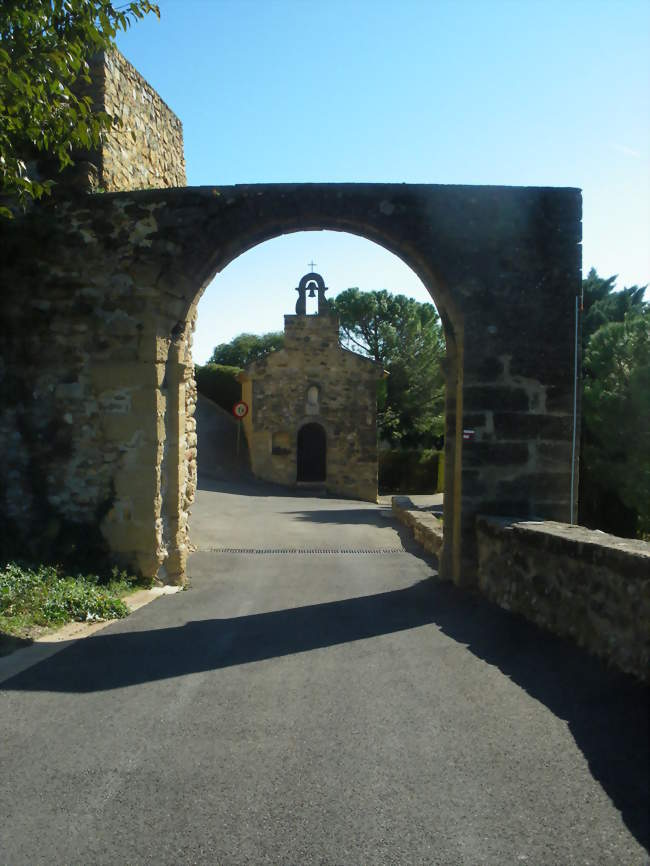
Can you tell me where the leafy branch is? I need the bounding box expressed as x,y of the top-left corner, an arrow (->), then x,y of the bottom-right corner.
0,0 -> 159,216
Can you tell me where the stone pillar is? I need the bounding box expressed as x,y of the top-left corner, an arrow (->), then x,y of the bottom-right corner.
438,327 -> 464,585
159,339 -> 191,584
95,342 -> 168,581
457,294 -> 577,583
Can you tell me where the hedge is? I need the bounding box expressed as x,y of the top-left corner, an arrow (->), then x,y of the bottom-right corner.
195,363 -> 242,412
378,449 -> 443,494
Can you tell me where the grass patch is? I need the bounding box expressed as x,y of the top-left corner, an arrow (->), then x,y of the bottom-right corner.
0,561 -> 146,648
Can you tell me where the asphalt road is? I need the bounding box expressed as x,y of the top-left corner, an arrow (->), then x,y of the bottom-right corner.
1,476 -> 648,865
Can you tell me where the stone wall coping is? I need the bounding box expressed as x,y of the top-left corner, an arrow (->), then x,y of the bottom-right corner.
391,496 -> 443,556
87,181 -> 582,204
477,516 -> 650,575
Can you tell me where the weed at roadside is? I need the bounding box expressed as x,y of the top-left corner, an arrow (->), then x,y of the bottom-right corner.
0,562 -> 146,645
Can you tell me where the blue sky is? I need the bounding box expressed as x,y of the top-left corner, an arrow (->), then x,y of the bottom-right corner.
117,0 -> 650,363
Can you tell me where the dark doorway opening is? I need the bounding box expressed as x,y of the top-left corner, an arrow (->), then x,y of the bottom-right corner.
297,423 -> 326,482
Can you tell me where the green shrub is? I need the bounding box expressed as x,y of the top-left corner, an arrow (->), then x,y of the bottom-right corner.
0,562 -> 140,635
378,449 -> 442,494
195,363 -> 242,412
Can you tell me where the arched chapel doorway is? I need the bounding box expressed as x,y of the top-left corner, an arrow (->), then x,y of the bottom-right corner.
297,423 -> 327,482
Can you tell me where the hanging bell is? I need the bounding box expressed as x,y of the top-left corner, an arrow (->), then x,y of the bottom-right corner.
308,285 -> 316,298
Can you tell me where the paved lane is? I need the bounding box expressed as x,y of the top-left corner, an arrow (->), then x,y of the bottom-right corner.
1,480 -> 648,865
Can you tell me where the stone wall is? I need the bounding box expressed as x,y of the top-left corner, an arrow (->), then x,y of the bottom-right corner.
476,517 -> 650,680
84,48 -> 186,192
240,313 -> 383,501
0,203 -> 195,583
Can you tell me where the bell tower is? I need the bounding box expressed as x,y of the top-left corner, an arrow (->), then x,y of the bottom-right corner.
295,272 -> 329,316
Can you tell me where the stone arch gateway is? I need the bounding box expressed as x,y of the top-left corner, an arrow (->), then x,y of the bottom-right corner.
0,183 -> 581,586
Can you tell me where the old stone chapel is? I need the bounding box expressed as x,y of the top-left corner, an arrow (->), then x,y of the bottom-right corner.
238,272 -> 385,502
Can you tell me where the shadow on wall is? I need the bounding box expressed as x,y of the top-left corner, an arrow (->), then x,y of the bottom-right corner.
3,576 -> 648,849
195,393 -> 251,483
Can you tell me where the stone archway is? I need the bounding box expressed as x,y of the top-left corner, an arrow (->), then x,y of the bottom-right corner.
0,183 -> 581,587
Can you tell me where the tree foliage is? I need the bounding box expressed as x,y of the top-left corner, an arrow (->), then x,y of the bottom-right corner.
0,0 -> 159,215
209,332 -> 285,368
332,289 -> 445,446
581,267 -> 647,347
579,269 -> 649,537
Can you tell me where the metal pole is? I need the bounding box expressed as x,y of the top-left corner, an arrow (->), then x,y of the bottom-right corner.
237,419 -> 241,457
570,295 -> 579,524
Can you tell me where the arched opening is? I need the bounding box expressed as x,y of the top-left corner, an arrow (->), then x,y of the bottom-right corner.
297,422 -> 327,482
116,184 -> 499,588
177,225 -> 459,581
0,183 -> 581,594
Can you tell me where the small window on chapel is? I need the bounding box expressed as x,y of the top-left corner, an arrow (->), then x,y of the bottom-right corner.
306,385 -> 320,409
272,431 -> 291,455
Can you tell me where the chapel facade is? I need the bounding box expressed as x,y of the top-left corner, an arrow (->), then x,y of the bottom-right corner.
238,273 -> 385,502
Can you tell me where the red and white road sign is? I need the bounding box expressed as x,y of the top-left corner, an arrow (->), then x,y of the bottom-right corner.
232,401 -> 249,419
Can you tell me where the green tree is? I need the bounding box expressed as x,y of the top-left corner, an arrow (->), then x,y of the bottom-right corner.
209,332 -> 285,367
581,267 -> 647,347
0,0 -> 159,215
332,289 -> 445,446
579,269 -> 649,537
581,309 -> 650,536
333,288 -> 406,364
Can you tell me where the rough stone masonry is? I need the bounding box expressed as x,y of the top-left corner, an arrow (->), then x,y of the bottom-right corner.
0,49 -> 583,590
239,272 -> 385,501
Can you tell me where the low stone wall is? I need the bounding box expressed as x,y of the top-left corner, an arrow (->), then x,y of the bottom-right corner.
476,517 -> 650,680
391,497 -> 444,557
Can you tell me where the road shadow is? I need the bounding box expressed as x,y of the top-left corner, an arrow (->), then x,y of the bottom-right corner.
2,576 -> 647,849
281,507 -> 438,561
2,580 -> 437,695
0,633 -> 33,658
283,508 -> 393,527
197,474 -> 330,498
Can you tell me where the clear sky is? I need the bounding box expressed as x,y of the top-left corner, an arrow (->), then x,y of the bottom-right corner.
116,0 -> 650,363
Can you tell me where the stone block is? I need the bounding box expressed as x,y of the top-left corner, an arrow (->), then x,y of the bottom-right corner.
497,472 -> 569,500
462,470 -> 488,497
533,441 -> 574,468
493,413 -> 573,440
462,442 -> 530,467
113,464 -> 159,502
91,361 -> 164,391
463,386 -> 529,412
101,412 -> 158,444
101,516 -> 159,554
464,355 -> 504,383
462,413 -> 488,429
